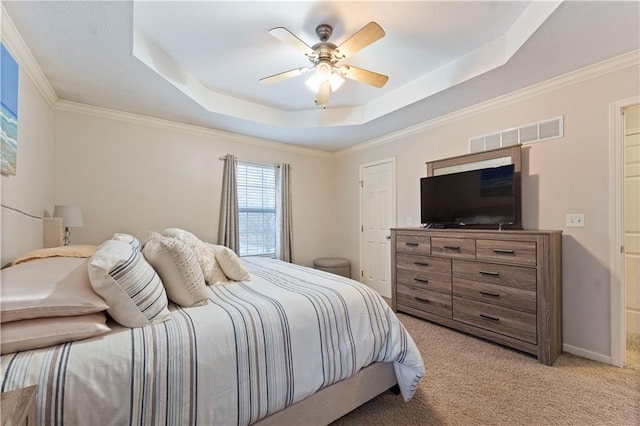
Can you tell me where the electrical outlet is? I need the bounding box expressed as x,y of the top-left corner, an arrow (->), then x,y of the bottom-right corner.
406,216 -> 413,225
566,214 -> 585,227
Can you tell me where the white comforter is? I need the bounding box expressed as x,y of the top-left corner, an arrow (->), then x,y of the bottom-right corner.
1,257 -> 424,425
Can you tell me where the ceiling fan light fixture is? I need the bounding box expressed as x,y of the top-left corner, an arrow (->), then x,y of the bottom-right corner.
305,71 -> 344,94
315,80 -> 330,106
328,73 -> 344,91
305,74 -> 321,93
263,21 -> 388,106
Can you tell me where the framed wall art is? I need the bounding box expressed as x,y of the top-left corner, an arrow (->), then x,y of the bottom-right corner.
1,42 -> 19,176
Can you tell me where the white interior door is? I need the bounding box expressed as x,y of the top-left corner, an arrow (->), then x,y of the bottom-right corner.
360,159 -> 396,298
624,105 -> 640,336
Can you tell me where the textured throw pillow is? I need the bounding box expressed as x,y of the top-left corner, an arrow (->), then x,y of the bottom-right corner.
1,257 -> 109,323
208,244 -> 251,282
0,313 -> 111,355
88,240 -> 171,328
112,233 -> 141,251
162,228 -> 228,285
142,232 -> 208,307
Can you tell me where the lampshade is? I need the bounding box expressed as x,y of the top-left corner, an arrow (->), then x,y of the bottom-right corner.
53,205 -> 84,228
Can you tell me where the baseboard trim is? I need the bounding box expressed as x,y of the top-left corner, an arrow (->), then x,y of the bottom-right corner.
563,344 -> 612,365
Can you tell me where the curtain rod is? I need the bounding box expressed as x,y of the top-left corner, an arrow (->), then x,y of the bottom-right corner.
219,156 -> 281,168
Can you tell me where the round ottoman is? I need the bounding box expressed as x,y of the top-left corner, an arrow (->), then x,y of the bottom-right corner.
313,257 -> 351,278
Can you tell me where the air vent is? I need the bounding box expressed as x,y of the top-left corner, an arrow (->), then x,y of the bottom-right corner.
469,116 -> 563,153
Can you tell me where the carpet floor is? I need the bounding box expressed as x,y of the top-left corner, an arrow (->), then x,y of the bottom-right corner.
332,313 -> 640,426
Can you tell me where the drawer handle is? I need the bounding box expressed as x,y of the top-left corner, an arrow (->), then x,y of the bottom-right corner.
414,278 -> 429,283
479,291 -> 500,297
493,249 -> 515,254
414,297 -> 430,303
444,245 -> 460,250
414,262 -> 429,267
479,313 -> 500,321
479,270 -> 500,277
405,242 -> 419,247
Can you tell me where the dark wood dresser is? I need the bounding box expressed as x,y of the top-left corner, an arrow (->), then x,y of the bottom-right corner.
391,228 -> 562,365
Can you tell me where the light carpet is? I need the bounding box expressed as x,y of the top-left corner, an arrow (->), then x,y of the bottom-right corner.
333,313 -> 639,426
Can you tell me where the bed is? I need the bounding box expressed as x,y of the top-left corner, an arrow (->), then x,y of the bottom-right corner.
0,233 -> 424,426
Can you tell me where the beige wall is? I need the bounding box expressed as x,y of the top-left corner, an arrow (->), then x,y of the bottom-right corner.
332,64 -> 640,359
0,54 -> 53,266
52,109 -> 336,267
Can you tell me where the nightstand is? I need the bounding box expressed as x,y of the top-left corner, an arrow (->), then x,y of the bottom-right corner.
1,385 -> 36,426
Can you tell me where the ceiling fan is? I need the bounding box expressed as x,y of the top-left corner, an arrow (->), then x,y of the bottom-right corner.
260,22 -> 388,107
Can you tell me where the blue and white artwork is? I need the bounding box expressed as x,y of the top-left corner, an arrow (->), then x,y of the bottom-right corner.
1,43 -> 19,176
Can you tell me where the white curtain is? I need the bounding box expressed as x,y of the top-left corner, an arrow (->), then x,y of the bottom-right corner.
276,163 -> 294,263
218,154 -> 239,253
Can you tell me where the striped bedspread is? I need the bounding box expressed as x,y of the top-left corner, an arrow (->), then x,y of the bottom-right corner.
1,257 -> 424,425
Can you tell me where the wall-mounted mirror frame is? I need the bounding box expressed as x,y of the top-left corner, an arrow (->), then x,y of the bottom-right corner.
426,145 -> 522,177
425,145 -> 523,229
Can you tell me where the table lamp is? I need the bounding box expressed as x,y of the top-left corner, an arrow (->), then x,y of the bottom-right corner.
53,205 -> 83,246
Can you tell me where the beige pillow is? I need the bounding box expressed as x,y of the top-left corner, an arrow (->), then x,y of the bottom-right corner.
11,245 -> 98,266
162,228 -> 228,285
0,313 -> 110,355
1,257 -> 109,323
142,232 -> 208,307
88,240 -> 171,328
208,244 -> 250,282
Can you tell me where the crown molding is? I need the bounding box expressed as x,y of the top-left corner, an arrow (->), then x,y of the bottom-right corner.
0,5 -> 58,107
5,0 -> 637,161
53,100 -> 334,159
335,50 -> 640,157
53,49 -> 639,161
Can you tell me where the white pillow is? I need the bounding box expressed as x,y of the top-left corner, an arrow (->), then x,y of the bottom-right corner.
112,233 -> 141,251
142,232 -> 208,307
88,240 -> 171,328
162,228 -> 228,285
208,244 -> 250,282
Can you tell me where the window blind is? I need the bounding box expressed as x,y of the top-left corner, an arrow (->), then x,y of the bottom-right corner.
236,162 -> 276,257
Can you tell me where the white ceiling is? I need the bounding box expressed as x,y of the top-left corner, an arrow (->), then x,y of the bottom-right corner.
3,1 -> 639,152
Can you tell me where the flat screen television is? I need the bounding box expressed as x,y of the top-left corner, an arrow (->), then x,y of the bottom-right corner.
420,164 -> 520,229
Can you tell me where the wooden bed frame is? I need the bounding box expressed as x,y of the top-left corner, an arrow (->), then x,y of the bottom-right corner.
255,362 -> 397,425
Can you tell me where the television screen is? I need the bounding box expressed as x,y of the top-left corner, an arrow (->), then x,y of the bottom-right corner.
420,164 -> 517,227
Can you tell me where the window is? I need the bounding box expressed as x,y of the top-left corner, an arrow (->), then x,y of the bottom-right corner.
236,162 -> 276,257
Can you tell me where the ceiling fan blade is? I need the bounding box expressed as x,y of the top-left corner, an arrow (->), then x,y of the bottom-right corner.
268,27 -> 315,57
260,67 -> 311,84
338,65 -> 388,88
335,22 -> 385,59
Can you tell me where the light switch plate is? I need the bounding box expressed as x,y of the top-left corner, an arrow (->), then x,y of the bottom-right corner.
566,214 -> 585,227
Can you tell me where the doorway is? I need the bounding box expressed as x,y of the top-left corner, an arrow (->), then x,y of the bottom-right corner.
610,98 -> 640,367
359,158 -> 396,298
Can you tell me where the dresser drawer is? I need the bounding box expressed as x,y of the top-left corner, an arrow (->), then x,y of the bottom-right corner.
397,253 -> 451,273
397,254 -> 452,294
431,237 -> 475,259
453,278 -> 536,313
398,286 -> 452,319
397,268 -> 451,294
453,297 -> 537,344
452,260 -> 536,292
396,234 -> 430,255
476,239 -> 536,266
